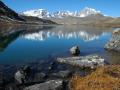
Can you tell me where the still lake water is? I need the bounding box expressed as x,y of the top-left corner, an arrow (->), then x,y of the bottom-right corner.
0,25 -> 120,65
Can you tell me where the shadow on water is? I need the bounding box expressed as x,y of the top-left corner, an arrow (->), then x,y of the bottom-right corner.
0,25 -> 55,52
0,30 -> 24,52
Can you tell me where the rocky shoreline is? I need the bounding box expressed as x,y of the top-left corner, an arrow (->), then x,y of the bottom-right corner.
105,29 -> 120,52
0,53 -> 105,90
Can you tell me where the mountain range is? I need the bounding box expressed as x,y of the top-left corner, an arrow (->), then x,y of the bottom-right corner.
22,7 -> 102,18
0,0 -> 120,27
22,7 -> 120,26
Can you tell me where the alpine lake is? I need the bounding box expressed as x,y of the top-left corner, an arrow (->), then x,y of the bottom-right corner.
0,25 -> 120,65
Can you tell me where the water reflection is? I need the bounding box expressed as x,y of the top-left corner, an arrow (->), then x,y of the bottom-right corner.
23,30 -> 108,42
0,31 -> 23,51
0,25 -> 119,65
0,25 -> 54,52
22,25 -> 113,42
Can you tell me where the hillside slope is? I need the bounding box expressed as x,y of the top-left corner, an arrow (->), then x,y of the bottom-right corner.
0,1 -> 24,22
0,1 -> 56,25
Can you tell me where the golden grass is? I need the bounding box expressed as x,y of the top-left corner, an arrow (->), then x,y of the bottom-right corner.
70,65 -> 120,90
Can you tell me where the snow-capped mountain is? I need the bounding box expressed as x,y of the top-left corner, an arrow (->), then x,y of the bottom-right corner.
51,11 -> 79,18
79,7 -> 101,17
23,10 -> 79,18
22,9 -> 51,18
22,7 -> 102,18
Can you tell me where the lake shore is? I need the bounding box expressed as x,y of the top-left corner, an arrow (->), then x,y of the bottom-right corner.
0,0 -> 120,89
0,57 -> 119,90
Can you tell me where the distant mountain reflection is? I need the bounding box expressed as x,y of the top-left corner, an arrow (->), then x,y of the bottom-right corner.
23,30 -> 108,42
0,25 -> 54,52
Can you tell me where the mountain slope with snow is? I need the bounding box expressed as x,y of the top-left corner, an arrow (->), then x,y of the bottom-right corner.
22,7 -> 119,26
79,7 -> 101,17
22,7 -> 103,19
23,9 -> 51,18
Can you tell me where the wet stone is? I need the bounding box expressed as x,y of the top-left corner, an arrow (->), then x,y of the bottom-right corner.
24,80 -> 63,90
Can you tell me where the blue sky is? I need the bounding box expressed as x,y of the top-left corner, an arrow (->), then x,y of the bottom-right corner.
2,0 -> 120,17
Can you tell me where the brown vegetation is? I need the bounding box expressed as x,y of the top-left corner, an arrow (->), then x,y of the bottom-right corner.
70,65 -> 120,90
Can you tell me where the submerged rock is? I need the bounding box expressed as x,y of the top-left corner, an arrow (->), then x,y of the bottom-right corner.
15,70 -> 25,84
57,70 -> 72,78
14,65 -> 32,84
24,80 -> 63,90
70,46 -> 80,56
33,72 -> 46,82
57,55 -> 104,69
105,29 -> 120,52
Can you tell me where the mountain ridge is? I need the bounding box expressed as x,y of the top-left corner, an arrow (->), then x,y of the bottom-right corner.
0,1 -> 24,22
0,1 -> 56,25
22,7 -> 103,19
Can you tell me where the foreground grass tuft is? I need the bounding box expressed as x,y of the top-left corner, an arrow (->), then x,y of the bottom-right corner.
70,65 -> 120,90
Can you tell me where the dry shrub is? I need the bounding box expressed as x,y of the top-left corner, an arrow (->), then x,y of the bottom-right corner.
70,65 -> 120,90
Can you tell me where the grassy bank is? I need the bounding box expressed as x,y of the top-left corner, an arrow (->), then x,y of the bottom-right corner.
70,65 -> 120,90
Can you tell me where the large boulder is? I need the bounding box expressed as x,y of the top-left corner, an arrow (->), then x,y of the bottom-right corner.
57,55 -> 104,69
70,46 -> 80,56
14,65 -> 32,84
105,29 -> 120,52
112,29 -> 120,35
24,80 -> 63,90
